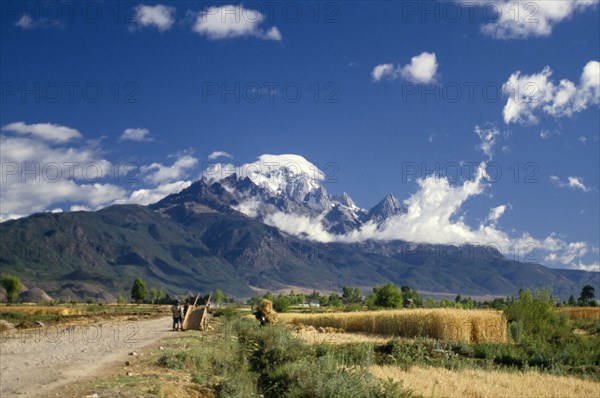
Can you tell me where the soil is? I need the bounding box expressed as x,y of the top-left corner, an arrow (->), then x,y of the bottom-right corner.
0,315 -> 173,397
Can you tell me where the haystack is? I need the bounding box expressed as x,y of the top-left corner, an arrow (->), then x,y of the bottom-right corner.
255,299 -> 278,325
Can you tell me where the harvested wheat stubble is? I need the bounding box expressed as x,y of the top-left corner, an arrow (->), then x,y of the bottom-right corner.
279,309 -> 507,343
0,305 -> 84,316
370,365 -> 600,398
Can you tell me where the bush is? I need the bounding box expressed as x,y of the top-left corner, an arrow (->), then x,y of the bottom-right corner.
272,296 -> 291,313
504,289 -> 568,343
1,275 -> 22,303
212,304 -> 239,319
373,284 -> 403,308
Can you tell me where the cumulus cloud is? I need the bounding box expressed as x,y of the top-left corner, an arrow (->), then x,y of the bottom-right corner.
130,4 -> 176,32
372,52 -> 438,83
458,0 -> 599,39
192,5 -> 282,41
120,128 -> 153,142
208,151 -> 233,160
400,52 -> 438,83
371,64 -> 396,82
550,175 -> 591,192
143,154 -> 199,184
570,261 -> 600,272
0,130 -> 120,221
0,123 -> 199,222
2,121 -> 82,143
502,61 -> 600,124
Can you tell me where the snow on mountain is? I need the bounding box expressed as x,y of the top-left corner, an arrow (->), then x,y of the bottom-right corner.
157,154 -> 405,237
366,193 -> 406,223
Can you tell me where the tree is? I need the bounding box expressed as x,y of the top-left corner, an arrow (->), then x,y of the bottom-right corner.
308,290 -> 321,303
273,295 -> 291,312
213,289 -> 225,306
455,294 -> 462,303
579,285 -> 595,306
373,283 -> 403,308
328,292 -> 342,307
1,275 -> 22,303
149,288 -> 158,304
131,278 -> 147,303
342,286 -> 362,304
568,294 -> 577,306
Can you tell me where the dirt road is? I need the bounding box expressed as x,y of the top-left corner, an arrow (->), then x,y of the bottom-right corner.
0,316 -> 173,397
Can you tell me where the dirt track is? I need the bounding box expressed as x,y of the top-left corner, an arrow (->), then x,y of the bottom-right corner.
0,316 -> 173,397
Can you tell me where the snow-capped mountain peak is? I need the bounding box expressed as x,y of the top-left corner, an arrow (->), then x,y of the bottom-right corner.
159,154 -> 407,237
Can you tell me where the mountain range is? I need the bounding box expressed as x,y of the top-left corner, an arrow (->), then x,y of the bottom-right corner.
1,158 -> 597,301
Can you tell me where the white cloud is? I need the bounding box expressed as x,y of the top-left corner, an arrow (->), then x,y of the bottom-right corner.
400,52 -> 438,84
0,131 -> 122,221
545,241 -> 589,264
2,121 -> 82,143
208,151 -> 233,160
372,52 -> 438,84
540,129 -> 560,139
121,180 -> 193,206
264,212 -> 335,243
15,14 -> 63,30
570,261 -> 600,272
372,63 -> 397,82
568,176 -> 590,192
0,123 -> 198,221
192,5 -> 282,41
458,0 -> 599,39
120,128 -> 153,142
502,61 -> 600,124
130,4 -> 176,32
487,205 -> 507,223
143,154 -> 199,184
550,175 -> 591,192
474,124 -> 503,160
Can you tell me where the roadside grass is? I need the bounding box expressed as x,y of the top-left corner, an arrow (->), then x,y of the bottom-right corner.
61,317 -> 411,398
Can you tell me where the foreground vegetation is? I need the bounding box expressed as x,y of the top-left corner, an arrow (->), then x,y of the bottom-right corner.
5,284 -> 600,396
66,304 -> 600,397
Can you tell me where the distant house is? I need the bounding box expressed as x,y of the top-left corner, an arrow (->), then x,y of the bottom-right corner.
309,300 -> 320,307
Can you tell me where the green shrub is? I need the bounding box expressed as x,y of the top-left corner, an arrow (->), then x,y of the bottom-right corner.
212,304 -> 239,319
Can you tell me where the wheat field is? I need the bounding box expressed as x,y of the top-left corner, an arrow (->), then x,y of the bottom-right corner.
0,305 -> 84,316
370,365 -> 600,398
278,309 -> 507,343
559,307 -> 600,320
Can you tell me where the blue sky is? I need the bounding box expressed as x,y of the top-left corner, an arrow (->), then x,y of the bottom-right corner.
1,1 -> 599,271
